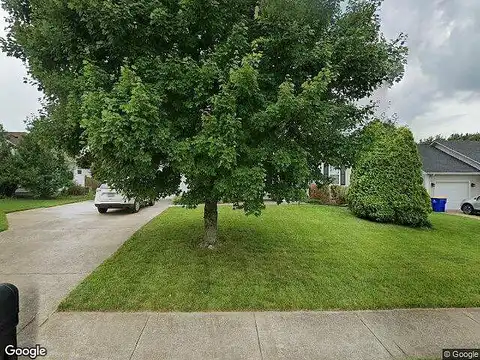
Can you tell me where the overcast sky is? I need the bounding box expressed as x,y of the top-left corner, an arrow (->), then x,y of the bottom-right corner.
1,0 -> 480,139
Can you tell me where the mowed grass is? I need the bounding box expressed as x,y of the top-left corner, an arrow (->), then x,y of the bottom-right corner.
0,211 -> 7,232
0,195 -> 93,214
0,195 -> 94,232
59,205 -> 480,312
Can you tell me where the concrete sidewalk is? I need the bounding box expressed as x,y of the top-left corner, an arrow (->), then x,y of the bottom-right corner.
17,308 -> 480,360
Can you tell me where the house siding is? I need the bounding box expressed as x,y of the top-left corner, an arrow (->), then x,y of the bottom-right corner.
345,168 -> 352,186
317,164 -> 352,187
423,173 -> 480,199
73,169 -> 92,187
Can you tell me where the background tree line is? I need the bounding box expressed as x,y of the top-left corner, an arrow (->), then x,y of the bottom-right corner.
419,133 -> 480,144
0,123 -> 73,198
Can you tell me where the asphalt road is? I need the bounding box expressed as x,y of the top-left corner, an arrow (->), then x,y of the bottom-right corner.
0,200 -> 171,333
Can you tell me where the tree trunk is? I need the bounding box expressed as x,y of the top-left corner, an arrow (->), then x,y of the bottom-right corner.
202,200 -> 218,248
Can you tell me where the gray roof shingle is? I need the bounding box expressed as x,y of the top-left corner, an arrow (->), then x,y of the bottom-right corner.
417,144 -> 479,173
5,132 -> 26,147
436,140 -> 480,163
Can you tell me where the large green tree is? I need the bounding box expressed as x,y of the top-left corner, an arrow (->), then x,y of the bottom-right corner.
1,0 -> 407,246
15,131 -> 73,198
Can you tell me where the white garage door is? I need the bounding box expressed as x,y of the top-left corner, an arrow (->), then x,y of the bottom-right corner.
435,182 -> 470,211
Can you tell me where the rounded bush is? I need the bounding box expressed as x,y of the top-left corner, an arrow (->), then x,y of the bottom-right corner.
348,124 -> 431,227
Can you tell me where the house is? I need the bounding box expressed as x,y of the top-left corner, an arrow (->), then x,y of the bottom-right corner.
321,164 -> 351,186
317,141 -> 480,212
418,141 -> 480,211
72,167 -> 93,187
5,131 -> 92,188
5,132 -> 26,153
308,164 -> 351,201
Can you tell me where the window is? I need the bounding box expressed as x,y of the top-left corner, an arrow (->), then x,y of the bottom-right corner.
318,164 -> 347,186
340,167 -> 346,186
329,166 -> 340,185
77,169 -> 82,175
323,163 -> 329,176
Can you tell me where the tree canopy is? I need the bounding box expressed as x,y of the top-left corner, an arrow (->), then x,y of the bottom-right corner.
15,131 -> 73,198
419,133 -> 480,144
0,123 -> 73,198
0,124 -> 19,196
1,0 -> 408,245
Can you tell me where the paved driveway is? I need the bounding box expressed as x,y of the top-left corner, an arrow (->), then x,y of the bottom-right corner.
0,200 -> 171,333
446,211 -> 480,220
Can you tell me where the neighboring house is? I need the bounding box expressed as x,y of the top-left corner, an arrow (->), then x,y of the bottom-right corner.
418,141 -> 480,211
321,164 -> 351,186
6,131 -> 92,188
316,141 -> 480,212
5,132 -> 26,154
66,157 -> 92,187
309,164 -> 352,189
72,168 -> 93,187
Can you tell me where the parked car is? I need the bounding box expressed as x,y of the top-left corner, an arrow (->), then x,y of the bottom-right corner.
94,184 -> 154,214
460,196 -> 480,215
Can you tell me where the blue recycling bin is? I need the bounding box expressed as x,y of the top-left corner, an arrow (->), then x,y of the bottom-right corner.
431,197 -> 447,212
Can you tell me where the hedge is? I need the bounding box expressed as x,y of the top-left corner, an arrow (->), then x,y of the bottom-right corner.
348,124 -> 431,227
0,211 -> 7,232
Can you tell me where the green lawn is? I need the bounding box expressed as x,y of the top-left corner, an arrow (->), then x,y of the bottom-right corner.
0,194 -> 94,232
0,211 -> 7,232
59,205 -> 480,312
0,195 -> 93,214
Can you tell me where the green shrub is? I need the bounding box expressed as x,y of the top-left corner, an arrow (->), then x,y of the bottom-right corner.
0,183 -> 17,198
172,195 -> 183,205
330,185 -> 348,206
348,124 -> 431,227
85,176 -> 101,190
0,211 -> 7,232
16,134 -> 73,198
308,184 -> 348,206
0,125 -> 19,197
62,184 -> 90,196
308,183 -> 331,204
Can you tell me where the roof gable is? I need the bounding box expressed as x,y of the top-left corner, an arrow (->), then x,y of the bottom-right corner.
5,132 -> 27,147
417,144 -> 479,173
436,140 -> 480,163
433,140 -> 480,170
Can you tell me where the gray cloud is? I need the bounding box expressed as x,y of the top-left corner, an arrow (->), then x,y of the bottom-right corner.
0,13 -> 42,132
419,0 -> 480,95
378,0 -> 480,138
